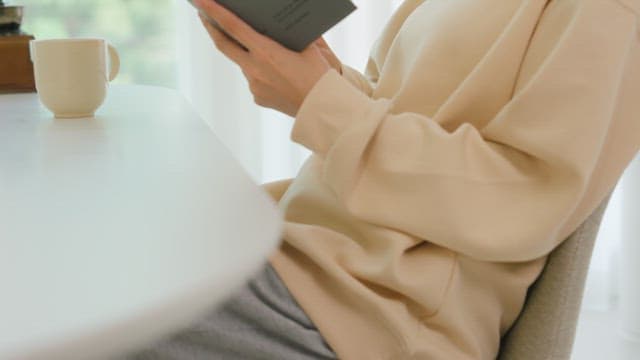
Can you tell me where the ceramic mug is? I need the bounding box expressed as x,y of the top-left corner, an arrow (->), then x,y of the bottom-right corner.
30,38 -> 120,118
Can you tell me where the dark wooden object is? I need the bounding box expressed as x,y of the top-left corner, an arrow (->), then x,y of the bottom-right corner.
0,33 -> 36,93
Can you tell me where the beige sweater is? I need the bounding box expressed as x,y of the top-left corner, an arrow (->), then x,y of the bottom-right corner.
268,0 -> 640,358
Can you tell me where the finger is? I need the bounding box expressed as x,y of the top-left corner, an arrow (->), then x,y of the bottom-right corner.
200,14 -> 250,66
310,43 -> 341,73
195,0 -> 267,52
313,38 -> 338,61
314,37 -> 330,50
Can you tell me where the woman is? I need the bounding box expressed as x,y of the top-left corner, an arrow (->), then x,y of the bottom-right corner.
128,0 -> 640,358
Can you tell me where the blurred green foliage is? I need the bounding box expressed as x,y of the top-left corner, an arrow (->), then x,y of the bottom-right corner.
15,0 -> 176,87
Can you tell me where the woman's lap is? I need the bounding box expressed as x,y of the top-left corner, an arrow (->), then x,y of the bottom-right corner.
120,263 -> 337,360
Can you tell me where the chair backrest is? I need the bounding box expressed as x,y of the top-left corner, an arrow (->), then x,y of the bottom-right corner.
498,194 -> 613,360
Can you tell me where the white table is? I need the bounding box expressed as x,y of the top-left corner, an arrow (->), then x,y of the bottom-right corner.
0,85 -> 283,359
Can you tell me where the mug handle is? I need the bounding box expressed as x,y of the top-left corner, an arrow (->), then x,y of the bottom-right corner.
107,43 -> 120,82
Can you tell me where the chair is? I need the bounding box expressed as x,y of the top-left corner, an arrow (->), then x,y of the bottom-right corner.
498,193 -> 613,359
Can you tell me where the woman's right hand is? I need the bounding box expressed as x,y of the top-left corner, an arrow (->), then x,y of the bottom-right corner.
314,37 -> 342,74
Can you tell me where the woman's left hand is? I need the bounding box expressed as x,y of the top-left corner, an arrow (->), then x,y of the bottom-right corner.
194,0 -> 332,117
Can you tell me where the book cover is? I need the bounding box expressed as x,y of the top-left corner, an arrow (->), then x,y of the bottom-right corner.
188,0 -> 356,52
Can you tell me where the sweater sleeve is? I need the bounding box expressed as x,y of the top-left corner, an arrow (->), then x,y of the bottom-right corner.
291,9 -> 637,262
340,63 -> 374,96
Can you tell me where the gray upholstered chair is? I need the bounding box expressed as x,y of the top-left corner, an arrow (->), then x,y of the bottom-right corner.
498,193 -> 613,359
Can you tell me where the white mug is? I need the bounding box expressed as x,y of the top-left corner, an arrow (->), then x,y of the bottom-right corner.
30,38 -> 120,118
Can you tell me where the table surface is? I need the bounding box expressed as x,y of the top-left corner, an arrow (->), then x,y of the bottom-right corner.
0,85 -> 282,359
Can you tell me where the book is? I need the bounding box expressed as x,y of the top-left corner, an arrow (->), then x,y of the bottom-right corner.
187,0 -> 356,52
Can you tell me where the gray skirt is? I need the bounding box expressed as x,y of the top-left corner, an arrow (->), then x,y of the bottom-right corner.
120,263 -> 337,360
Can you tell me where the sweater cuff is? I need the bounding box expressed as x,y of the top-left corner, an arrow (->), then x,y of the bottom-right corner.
292,69 -> 373,155
340,63 -> 373,95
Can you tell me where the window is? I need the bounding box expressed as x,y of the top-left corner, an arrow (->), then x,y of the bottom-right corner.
18,0 -> 177,88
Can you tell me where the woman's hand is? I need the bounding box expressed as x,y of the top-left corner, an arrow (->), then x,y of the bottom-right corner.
194,0 -> 334,117
315,37 -> 342,74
